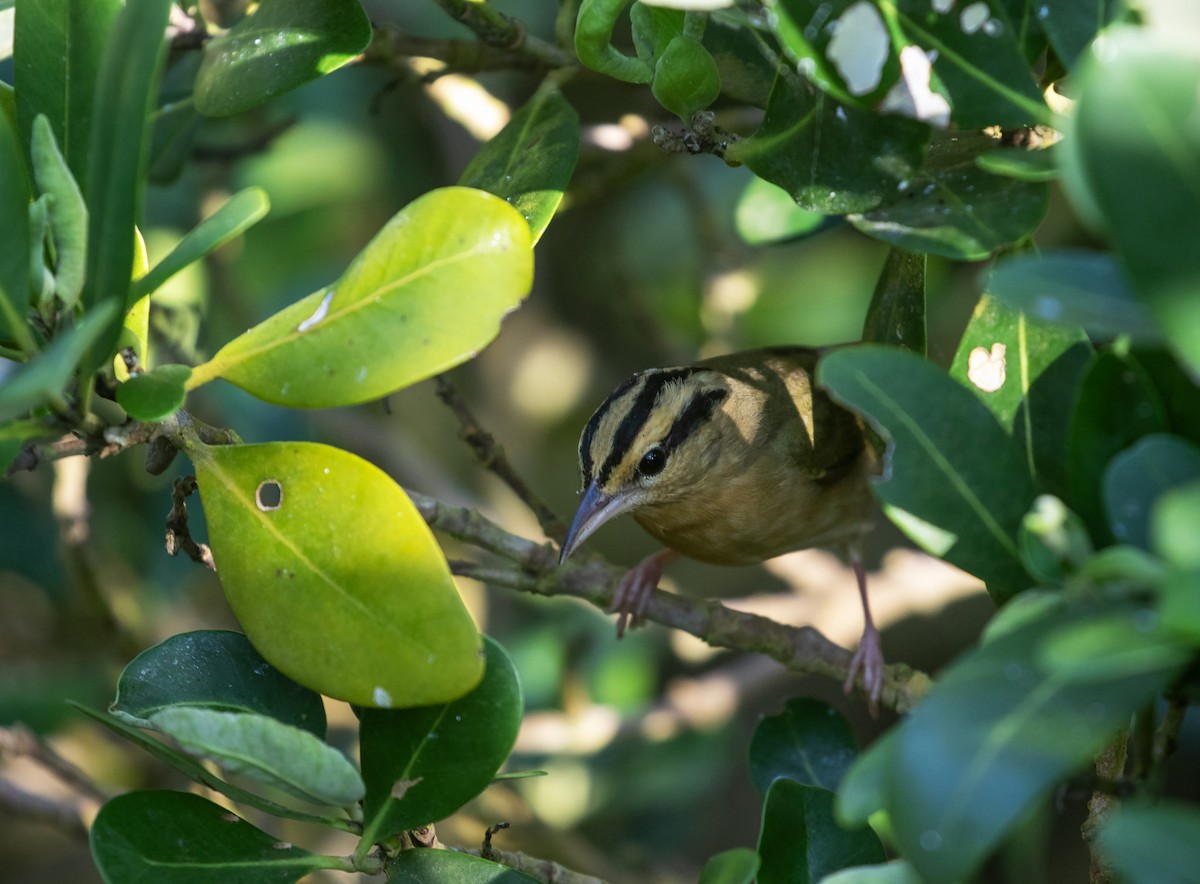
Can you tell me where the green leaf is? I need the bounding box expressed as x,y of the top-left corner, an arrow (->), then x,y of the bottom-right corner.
194,0 -> 372,117
90,791 -> 339,884
950,292 -> 1091,497
1037,613 -> 1190,683
1038,0 -> 1126,69
1066,28 -> 1200,375
0,103 -> 30,344
189,187 -> 533,408
12,0 -> 121,189
849,133 -> 1049,260
734,176 -> 830,245
1158,568 -> 1200,645
30,114 -> 87,307
111,630 -> 326,737
190,441 -> 484,707
986,249 -> 1162,343
0,301 -> 120,421
819,346 -> 1035,600
1104,435 -> 1200,551
703,13 -> 778,108
889,0 -> 1049,127
1130,348 -> 1200,447
821,860 -> 925,884
148,707 -> 364,807
651,34 -> 722,120
835,727 -> 900,829
1098,802 -> 1200,884
359,637 -> 522,841
1068,352 -> 1167,543
861,248 -> 926,355
386,848 -> 539,883
80,0 -> 173,369
748,698 -> 859,796
133,188 -> 269,300
727,73 -> 929,214
116,363 -> 192,421
885,603 -> 1185,883
698,847 -> 760,884
757,780 -> 885,884
457,88 -> 579,244
73,703 -> 355,831
975,145 -> 1059,182
1153,480 -> 1200,570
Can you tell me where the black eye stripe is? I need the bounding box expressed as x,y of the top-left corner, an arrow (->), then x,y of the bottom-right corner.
595,368 -> 695,487
579,373 -> 640,488
662,387 -> 728,452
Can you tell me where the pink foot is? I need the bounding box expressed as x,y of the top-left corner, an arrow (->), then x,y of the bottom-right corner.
610,549 -> 679,637
842,551 -> 885,715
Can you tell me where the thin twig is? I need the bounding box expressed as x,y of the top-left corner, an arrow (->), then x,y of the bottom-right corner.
411,490 -> 931,713
434,375 -> 569,545
0,724 -> 109,802
166,476 -> 215,569
0,779 -> 91,839
428,0 -> 575,68
364,24 -> 565,76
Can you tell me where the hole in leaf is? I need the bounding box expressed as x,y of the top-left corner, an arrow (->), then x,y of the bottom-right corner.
256,480 -> 284,511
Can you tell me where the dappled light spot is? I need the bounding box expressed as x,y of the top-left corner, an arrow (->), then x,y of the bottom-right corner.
297,289 -> 333,332
256,479 -> 284,511
967,343 -> 1007,392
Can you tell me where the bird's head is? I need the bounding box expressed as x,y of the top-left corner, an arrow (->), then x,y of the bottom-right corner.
559,365 -> 729,562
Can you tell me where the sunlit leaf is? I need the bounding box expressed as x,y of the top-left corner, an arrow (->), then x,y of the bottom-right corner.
90,791 -> 337,884
821,860 -> 925,884
458,88 -> 579,244
194,0 -> 371,117
190,441 -> 484,707
148,707 -> 364,807
359,637 -> 521,840
189,187 -> 533,408
0,105 -> 29,343
111,630 -> 326,737
30,114 -> 87,307
819,346 -> 1035,599
734,176 -> 830,245
757,779 -> 885,884
975,145 -> 1058,182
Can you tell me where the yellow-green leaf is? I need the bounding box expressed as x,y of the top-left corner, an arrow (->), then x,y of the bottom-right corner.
191,441 -> 484,707
188,187 -> 532,407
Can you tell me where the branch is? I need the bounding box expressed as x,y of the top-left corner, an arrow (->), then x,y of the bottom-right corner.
428,0 -> 575,69
0,779 -> 91,839
409,491 -> 932,714
434,375 -> 569,545
364,24 -> 567,77
0,723 -> 109,803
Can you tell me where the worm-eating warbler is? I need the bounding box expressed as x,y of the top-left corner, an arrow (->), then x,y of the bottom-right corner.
559,346 -> 885,705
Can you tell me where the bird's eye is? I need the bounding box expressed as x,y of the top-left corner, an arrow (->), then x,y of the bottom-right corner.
638,447 -> 667,477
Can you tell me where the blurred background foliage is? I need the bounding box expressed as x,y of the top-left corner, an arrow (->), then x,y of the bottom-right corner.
2,1 -> 1197,882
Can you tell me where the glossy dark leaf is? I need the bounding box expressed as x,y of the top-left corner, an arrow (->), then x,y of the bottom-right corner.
819,346 -> 1035,599
757,780 -> 885,884
850,133 -> 1048,260
728,73 -> 929,214
886,604 -> 1187,882
862,248 -> 926,355
1065,29 -> 1200,375
987,250 -> 1162,343
1068,352 -> 1167,543
748,698 -> 858,796
458,87 -> 579,244
1038,0 -> 1126,69
193,0 -> 371,117
111,630 -> 326,737
1130,348 -> 1200,447
359,637 -> 522,841
950,292 -> 1091,497
90,791 -> 337,884
1103,435 -> 1200,551
704,14 -> 778,108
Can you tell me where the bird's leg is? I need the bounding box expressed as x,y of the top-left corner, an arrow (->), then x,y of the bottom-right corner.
843,551 -> 884,714
610,549 -> 680,637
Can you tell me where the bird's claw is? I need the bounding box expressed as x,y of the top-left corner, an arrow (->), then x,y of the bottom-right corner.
843,625 -> 885,716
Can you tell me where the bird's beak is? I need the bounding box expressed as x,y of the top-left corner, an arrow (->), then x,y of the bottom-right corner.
559,481 -> 639,563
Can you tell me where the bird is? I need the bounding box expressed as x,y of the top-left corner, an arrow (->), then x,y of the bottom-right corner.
558,345 -> 886,707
